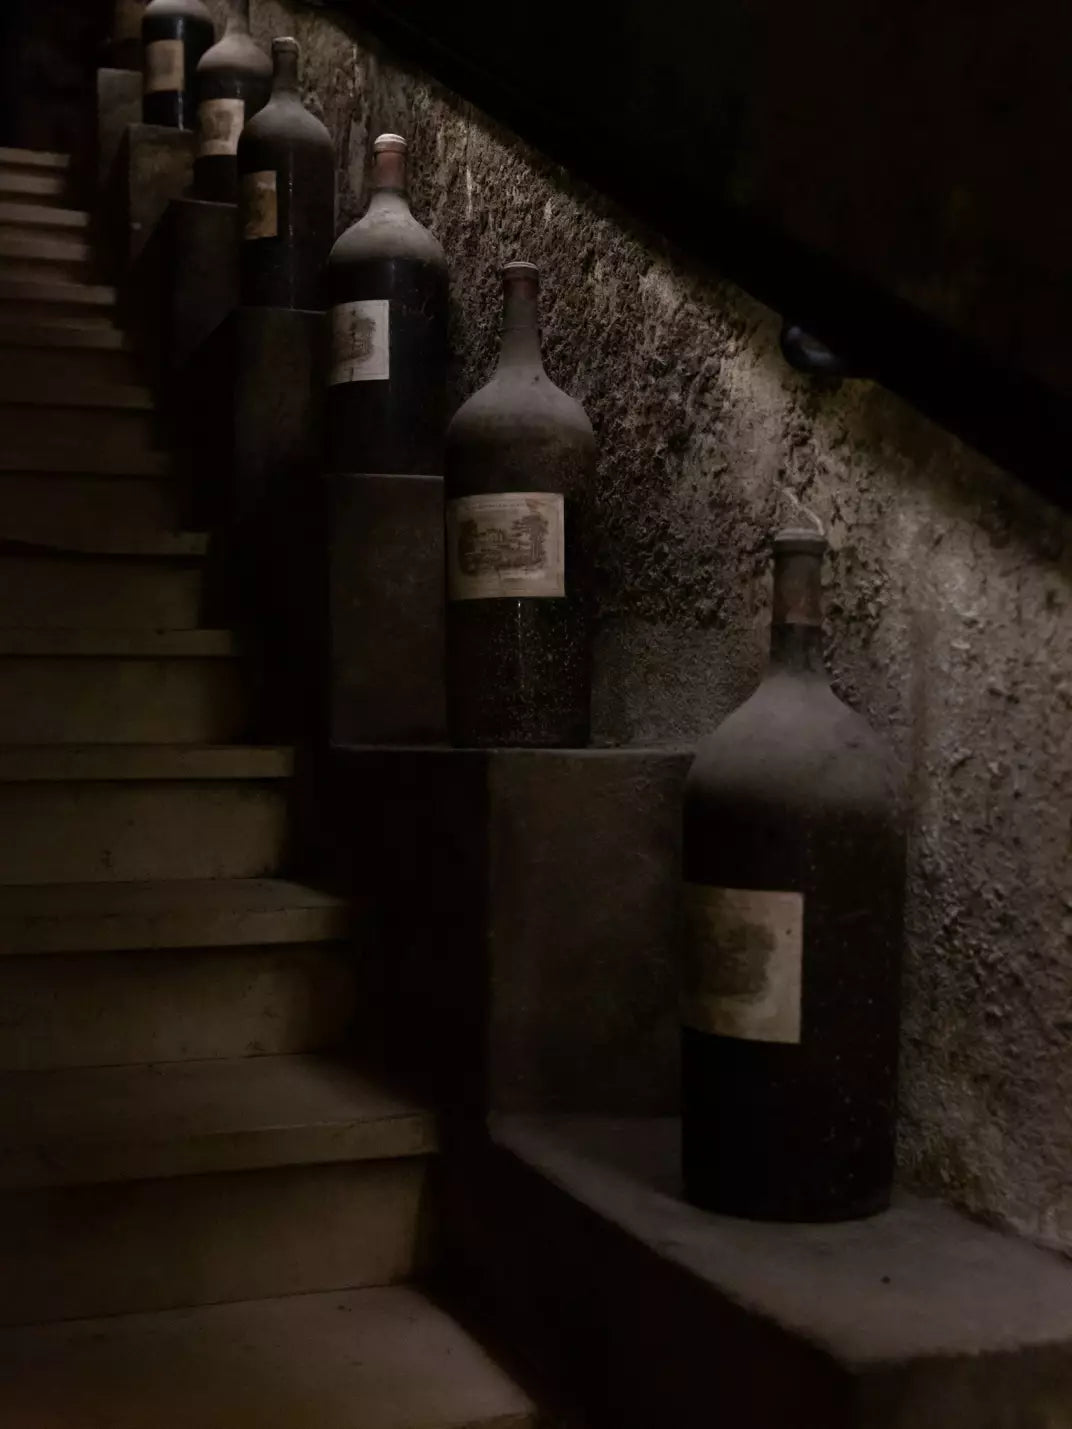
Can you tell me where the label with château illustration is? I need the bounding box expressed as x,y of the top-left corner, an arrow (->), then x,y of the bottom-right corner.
681,885 -> 803,1043
330,299 -> 390,384
145,39 -> 184,94
198,98 -> 246,157
446,492 -> 565,601
241,171 -> 278,240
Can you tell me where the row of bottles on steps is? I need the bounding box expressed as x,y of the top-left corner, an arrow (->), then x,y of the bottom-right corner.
116,3 -> 905,1227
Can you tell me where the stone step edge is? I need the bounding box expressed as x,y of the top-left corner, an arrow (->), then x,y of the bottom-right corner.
0,628 -> 235,657
0,202 -> 89,229
0,744 -> 293,782
0,876 -> 353,956
0,148 -> 69,171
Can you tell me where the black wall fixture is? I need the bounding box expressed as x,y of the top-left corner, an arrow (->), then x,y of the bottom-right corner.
335,0 -> 1071,509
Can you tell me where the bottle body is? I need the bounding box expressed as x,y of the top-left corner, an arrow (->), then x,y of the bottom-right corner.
237,38 -> 335,310
111,0 -> 146,70
194,1 -> 272,204
445,263 -> 594,748
141,0 -> 215,130
680,532 -> 905,1221
326,135 -> 448,475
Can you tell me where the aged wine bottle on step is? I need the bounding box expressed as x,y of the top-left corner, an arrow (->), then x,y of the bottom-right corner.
111,0 -> 147,71
193,0 -> 271,205
326,133 -> 448,474
236,37 -> 335,310
681,525 -> 905,1221
141,0 -> 215,130
445,261 -> 595,748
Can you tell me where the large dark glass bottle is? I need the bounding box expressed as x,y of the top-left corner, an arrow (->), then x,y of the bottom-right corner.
326,134 -> 448,474
681,526 -> 905,1222
445,262 -> 594,748
236,37 -> 335,310
193,0 -> 271,205
141,0 -> 215,130
110,0 -> 146,71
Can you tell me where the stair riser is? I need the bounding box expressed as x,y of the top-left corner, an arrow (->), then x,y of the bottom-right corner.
0,174 -> 67,203
0,781 -> 289,884
0,473 -> 184,551
0,298 -> 114,326
0,345 -> 142,394
0,258 -> 91,285
0,406 -> 158,475
0,1159 -> 432,1324
0,945 -> 358,1070
0,557 -> 202,629
0,227 -> 89,255
0,659 -> 244,743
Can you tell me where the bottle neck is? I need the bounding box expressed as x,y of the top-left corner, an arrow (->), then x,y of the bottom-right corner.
496,273 -> 544,371
366,149 -> 410,213
272,49 -> 300,98
225,0 -> 251,35
768,549 -> 827,675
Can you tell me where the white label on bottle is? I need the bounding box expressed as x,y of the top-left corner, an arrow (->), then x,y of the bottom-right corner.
682,885 -> 803,1043
144,38 -> 184,94
329,299 -> 390,384
446,492 -> 565,601
241,170 -> 278,240
197,98 -> 246,158
115,0 -> 145,44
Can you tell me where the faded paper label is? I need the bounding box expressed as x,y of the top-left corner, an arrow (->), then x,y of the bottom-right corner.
330,299 -> 390,384
682,885 -> 803,1043
241,170 -> 278,240
115,0 -> 145,43
447,492 -> 565,601
197,98 -> 246,158
144,38 -> 184,94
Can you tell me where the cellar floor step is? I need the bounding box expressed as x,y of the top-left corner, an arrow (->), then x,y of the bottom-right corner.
0,1054 -> 436,1190
0,743 -> 292,782
0,875 -> 351,955
0,1284 -> 539,1428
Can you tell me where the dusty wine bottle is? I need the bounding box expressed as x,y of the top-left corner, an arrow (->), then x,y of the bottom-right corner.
681,523 -> 905,1221
141,0 -> 215,130
193,0 -> 271,205
326,134 -> 448,474
111,0 -> 147,70
236,37 -> 335,310
445,262 -> 594,747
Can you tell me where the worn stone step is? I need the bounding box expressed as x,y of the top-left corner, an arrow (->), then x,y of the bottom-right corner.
0,275 -> 115,324
0,472 -> 184,552
0,347 -> 150,407
0,402 -> 160,476
0,201 -> 88,230
0,941 -> 360,1070
0,171 -> 68,204
0,148 -> 70,172
0,317 -> 129,352
0,876 -> 350,955
0,551 -> 202,629
0,1054 -> 429,1190
0,744 -> 291,885
0,230 -> 92,282
0,1286 -> 538,1427
0,629 -> 244,744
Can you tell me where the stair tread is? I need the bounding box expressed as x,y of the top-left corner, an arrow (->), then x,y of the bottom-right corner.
0,319 -> 128,350
0,523 -> 201,556
0,744 -> 293,782
0,876 -> 351,955
0,201 -> 88,229
0,1055 -> 437,1190
0,628 -> 233,656
0,148 -> 69,171
0,1285 -> 537,1428
0,276 -> 114,305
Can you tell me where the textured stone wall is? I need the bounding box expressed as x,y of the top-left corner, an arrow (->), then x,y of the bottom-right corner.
235,0 -> 1072,1251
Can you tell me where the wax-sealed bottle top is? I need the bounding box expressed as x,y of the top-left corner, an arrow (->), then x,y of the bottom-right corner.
271,35 -> 300,91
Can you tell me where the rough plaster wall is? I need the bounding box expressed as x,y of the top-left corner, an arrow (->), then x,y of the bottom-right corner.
246,1 -> 1072,1251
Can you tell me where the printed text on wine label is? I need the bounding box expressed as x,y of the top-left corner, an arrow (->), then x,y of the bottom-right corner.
682,885 -> 803,1043
241,171 -> 278,240
144,39 -> 185,95
330,299 -> 390,384
447,492 -> 565,600
198,99 -> 246,158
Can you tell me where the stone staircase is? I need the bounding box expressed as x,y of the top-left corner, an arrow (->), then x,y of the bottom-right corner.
0,145 -> 539,1427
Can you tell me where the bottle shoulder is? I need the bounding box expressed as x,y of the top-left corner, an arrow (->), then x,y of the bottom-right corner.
686,671 -> 901,818
197,33 -> 271,78
329,204 -> 446,272
239,96 -> 333,153
145,0 -> 213,19
447,368 -> 595,451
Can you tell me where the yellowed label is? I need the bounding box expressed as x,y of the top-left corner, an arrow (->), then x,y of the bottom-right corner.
198,98 -> 246,158
447,492 -> 565,601
114,0 -> 145,43
330,299 -> 390,384
682,885 -> 803,1043
144,38 -> 184,94
241,170 -> 278,240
